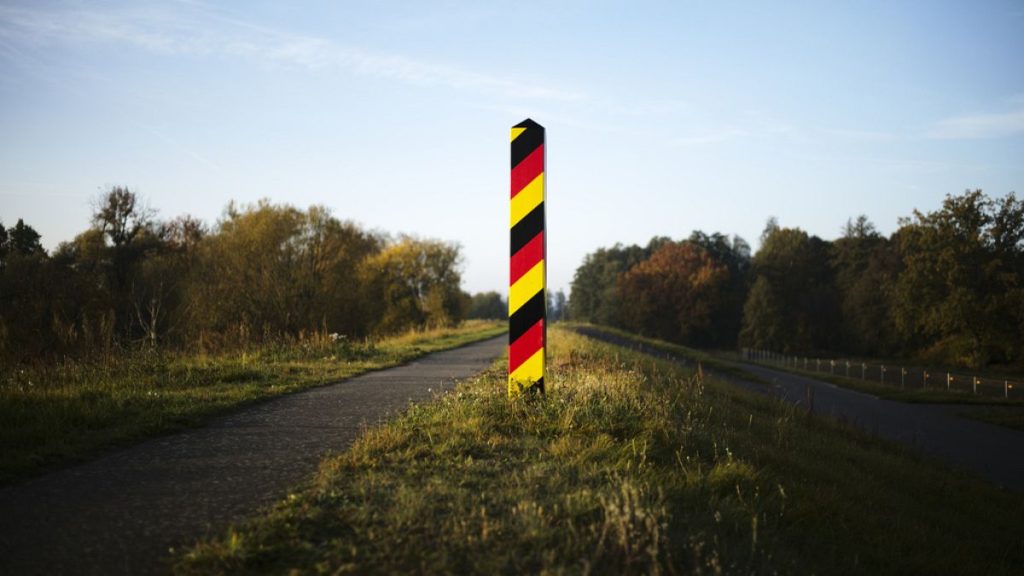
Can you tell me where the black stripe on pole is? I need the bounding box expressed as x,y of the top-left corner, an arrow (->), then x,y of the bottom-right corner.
509,291 -> 546,342
511,120 -> 545,167
510,203 -> 545,255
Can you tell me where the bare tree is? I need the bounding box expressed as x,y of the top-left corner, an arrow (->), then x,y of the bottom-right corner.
92,186 -> 154,247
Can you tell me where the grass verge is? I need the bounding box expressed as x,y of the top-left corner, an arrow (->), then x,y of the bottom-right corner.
177,327 -> 1024,575
570,323 -> 1024,433
0,320 -> 505,484
572,323 -> 1024,407
563,322 -> 775,388
957,406 -> 1024,432
738,361 -> 1024,406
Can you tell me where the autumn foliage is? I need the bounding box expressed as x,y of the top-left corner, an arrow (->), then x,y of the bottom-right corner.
570,189 -> 1024,369
617,242 -> 729,345
0,189 -> 468,362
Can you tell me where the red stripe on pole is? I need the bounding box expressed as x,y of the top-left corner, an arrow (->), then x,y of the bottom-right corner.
511,144 -> 544,198
510,231 -> 544,284
509,318 -> 544,373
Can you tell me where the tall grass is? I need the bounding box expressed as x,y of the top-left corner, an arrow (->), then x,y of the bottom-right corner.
178,328 -> 1024,575
0,320 -> 505,483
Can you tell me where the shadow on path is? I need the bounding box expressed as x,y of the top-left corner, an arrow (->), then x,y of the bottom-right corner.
0,335 -> 506,575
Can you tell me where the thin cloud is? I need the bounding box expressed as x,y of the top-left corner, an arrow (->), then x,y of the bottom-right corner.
601,99 -> 691,118
927,108 -> 1024,140
134,121 -> 227,174
825,128 -> 900,142
666,114 -> 794,148
0,3 -> 584,102
670,128 -> 745,147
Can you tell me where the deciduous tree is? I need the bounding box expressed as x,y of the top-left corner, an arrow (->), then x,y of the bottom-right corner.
740,221 -> 839,354
467,292 -> 506,320
893,190 -> 1023,366
617,241 -> 729,346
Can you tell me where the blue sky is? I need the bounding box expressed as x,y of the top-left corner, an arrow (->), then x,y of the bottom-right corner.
2,1 -> 1023,295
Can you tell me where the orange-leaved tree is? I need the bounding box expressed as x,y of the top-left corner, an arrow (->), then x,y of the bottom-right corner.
616,241 -> 729,346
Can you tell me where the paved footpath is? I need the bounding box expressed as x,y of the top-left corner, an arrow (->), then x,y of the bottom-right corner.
0,335 -> 506,576
575,328 -> 1024,492
726,361 -> 1024,491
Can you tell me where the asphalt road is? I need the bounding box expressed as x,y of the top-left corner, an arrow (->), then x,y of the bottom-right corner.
574,327 -> 1024,492
0,335 -> 506,576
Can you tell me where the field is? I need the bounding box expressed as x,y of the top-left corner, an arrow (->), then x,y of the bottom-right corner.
177,327 -> 1024,575
0,321 -> 505,483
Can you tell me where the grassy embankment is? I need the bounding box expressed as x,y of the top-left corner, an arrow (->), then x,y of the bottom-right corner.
0,320 -> 505,483
735,358 -> 1024,405
954,406 -> 1024,432
178,327 -> 1024,575
726,362 -> 1024,431
569,323 -> 1024,432
562,322 -> 774,386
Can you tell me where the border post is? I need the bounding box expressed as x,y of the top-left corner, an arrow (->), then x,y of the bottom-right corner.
508,119 -> 546,397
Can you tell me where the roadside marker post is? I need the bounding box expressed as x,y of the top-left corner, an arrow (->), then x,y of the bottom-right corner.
508,119 -> 546,397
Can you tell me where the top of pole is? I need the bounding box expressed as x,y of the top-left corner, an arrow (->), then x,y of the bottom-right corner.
512,117 -> 543,131
510,119 -> 544,168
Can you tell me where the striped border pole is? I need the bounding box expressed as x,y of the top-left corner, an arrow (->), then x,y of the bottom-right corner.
509,118 -> 546,397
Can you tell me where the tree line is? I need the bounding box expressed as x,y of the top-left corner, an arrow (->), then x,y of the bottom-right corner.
465,290 -> 566,323
0,188 -> 473,362
568,189 -> 1024,369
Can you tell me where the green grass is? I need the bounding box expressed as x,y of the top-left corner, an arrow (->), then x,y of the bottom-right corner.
0,321 -> 505,484
957,406 -> 1024,432
563,322 -> 780,391
570,323 -> 1024,437
738,360 -> 1024,406
571,323 -> 1024,406
177,327 -> 1024,575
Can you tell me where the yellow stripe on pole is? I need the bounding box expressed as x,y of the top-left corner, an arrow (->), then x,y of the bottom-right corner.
508,259 -> 544,314
510,174 -> 544,227
510,126 -> 527,142
509,347 -> 544,384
